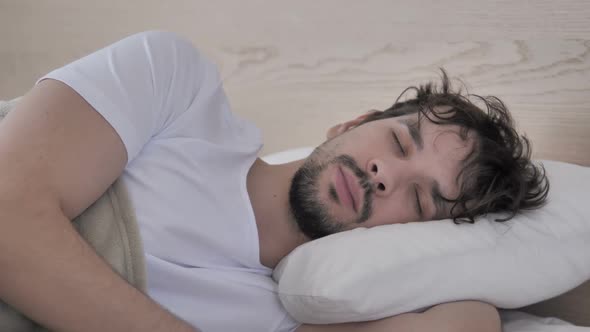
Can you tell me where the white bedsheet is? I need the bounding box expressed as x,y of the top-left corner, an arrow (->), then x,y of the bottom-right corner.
501,311 -> 590,332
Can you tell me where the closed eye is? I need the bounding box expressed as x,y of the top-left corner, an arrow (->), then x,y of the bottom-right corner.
392,131 -> 406,156
414,185 -> 423,218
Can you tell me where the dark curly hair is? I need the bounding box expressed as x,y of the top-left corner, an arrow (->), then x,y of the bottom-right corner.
359,69 -> 550,223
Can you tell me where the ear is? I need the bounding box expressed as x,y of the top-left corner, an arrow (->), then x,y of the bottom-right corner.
326,110 -> 381,140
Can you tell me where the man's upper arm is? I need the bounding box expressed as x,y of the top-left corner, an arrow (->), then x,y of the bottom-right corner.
37,30 -> 209,168
2,30 -> 208,218
0,64 -> 198,332
294,301 -> 501,332
0,79 -> 127,219
0,32 -> 209,332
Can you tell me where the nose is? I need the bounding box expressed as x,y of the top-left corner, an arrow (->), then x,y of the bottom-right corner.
367,158 -> 397,197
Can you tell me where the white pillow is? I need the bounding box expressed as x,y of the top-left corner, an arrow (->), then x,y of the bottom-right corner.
264,149 -> 590,324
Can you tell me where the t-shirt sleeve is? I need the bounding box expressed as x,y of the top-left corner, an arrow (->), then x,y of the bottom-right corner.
37,30 -> 213,165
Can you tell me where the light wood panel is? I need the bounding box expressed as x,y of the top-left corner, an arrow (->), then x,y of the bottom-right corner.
1,0 -> 589,164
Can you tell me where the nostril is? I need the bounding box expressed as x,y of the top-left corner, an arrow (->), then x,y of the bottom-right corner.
372,164 -> 378,173
377,183 -> 385,191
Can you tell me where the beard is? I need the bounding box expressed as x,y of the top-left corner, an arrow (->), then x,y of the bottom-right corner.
289,152 -> 374,240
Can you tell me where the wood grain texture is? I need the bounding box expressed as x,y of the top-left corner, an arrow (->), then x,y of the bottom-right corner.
0,0 -> 589,165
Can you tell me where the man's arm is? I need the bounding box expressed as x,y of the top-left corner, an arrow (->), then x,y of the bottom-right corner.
0,80 -> 198,332
295,301 -> 501,332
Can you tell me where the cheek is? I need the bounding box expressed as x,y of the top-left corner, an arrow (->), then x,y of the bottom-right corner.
320,135 -> 365,166
338,130 -> 391,164
367,193 -> 415,226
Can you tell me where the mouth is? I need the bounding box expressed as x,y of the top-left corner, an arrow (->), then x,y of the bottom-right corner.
335,166 -> 360,213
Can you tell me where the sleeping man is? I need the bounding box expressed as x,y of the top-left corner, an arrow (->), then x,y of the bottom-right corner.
0,31 -> 548,332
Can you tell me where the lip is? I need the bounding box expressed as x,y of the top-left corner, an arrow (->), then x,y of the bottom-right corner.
340,166 -> 361,213
336,167 -> 358,212
334,166 -> 355,212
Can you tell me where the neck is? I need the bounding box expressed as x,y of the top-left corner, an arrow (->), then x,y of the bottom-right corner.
246,158 -> 310,269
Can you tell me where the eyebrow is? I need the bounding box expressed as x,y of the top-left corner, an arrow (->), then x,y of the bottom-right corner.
401,119 -> 424,151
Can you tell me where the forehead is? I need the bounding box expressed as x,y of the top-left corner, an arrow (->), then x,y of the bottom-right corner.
411,113 -> 470,145
393,110 -> 475,150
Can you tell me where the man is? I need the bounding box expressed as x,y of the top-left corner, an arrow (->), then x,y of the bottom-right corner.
0,31 -> 548,331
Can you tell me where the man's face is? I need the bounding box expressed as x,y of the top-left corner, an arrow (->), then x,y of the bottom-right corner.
289,111 -> 476,240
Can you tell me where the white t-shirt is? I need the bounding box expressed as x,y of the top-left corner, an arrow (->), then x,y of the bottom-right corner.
38,31 -> 300,332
